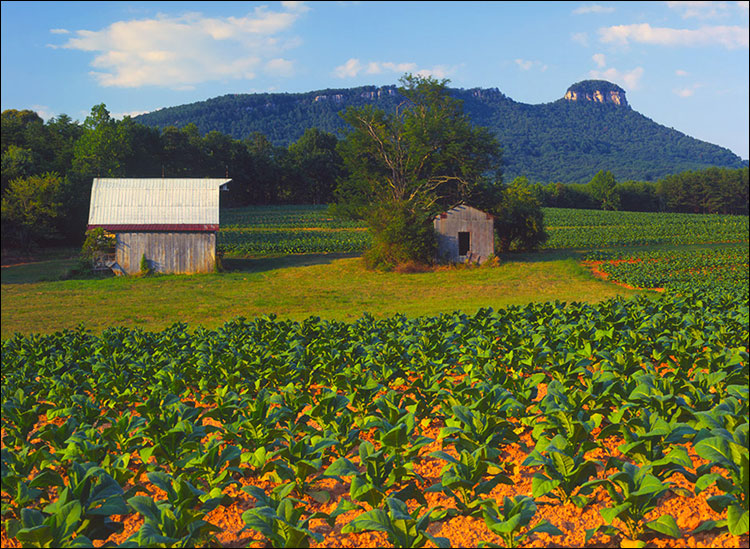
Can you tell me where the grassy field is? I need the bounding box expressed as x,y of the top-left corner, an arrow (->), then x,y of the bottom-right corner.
0,250 -> 645,339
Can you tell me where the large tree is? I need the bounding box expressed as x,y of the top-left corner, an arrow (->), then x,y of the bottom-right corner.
1,173 -> 64,252
335,74 -> 503,268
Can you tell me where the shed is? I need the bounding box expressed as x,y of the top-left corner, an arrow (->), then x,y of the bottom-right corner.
433,205 -> 495,264
87,178 -> 230,275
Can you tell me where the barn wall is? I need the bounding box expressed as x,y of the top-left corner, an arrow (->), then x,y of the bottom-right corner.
433,206 -> 494,263
115,232 -> 216,274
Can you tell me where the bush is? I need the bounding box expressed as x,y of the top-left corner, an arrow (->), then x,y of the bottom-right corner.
363,200 -> 436,271
139,253 -> 151,275
494,177 -> 548,253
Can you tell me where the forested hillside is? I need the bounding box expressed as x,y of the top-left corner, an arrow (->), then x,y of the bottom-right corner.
133,81 -> 746,183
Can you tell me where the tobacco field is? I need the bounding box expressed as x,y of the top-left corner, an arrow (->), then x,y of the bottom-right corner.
2,206 -> 749,548
215,206 -> 750,256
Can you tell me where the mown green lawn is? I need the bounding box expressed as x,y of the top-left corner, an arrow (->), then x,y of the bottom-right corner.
1,252 -> 645,339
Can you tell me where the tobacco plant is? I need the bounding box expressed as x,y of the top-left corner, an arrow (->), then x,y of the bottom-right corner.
583,462 -> 684,547
241,483 -> 333,548
123,471 -> 228,548
479,495 -> 563,548
522,434 -> 601,508
324,440 -> 425,509
342,497 -> 449,548
427,448 -> 513,516
693,423 -> 749,535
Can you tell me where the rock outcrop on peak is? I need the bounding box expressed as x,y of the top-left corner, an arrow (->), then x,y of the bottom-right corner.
563,80 -> 629,107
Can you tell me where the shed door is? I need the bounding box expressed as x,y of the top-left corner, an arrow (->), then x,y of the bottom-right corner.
458,232 -> 470,256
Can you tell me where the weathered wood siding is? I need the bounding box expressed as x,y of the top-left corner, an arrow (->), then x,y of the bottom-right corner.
433,205 -> 495,264
115,232 -> 216,274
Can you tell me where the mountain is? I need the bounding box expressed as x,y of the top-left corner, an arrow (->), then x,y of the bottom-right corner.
133,80 -> 746,184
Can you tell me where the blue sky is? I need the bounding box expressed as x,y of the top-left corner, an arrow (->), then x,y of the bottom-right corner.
2,1 -> 748,159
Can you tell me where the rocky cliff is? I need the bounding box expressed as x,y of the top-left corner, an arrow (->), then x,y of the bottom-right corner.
563,80 -> 629,107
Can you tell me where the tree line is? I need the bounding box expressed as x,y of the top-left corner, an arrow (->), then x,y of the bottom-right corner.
536,167 -> 748,215
2,101 -> 747,254
1,105 -> 343,250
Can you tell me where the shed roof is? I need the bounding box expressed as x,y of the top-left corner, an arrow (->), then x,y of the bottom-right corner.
435,204 -> 494,220
87,178 -> 230,231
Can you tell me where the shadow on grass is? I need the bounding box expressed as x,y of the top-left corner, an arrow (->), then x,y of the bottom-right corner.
223,252 -> 362,274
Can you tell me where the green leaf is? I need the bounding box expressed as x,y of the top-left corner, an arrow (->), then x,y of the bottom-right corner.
645,514 -> 680,538
727,504 -> 749,536
323,457 -> 359,478
127,496 -> 161,524
341,509 -> 392,534
600,502 -> 631,524
528,519 -> 564,537
531,474 -> 561,498
694,437 -> 732,467
15,524 -> 53,546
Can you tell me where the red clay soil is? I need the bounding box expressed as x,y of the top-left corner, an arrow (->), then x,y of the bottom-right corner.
583,260 -> 666,293
2,394 -> 748,549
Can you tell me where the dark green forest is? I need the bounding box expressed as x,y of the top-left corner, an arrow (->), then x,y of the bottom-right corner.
133,81 -> 746,183
1,101 -> 748,252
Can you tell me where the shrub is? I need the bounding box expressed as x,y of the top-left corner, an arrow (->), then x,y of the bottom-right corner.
139,254 -> 151,275
363,200 -> 436,271
494,177 -> 548,253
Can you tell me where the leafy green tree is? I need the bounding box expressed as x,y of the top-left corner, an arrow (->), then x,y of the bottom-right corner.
285,128 -> 342,204
1,173 -> 64,251
71,104 -> 130,178
588,170 -> 620,210
335,74 -> 502,269
493,177 -> 548,253
1,145 -> 34,191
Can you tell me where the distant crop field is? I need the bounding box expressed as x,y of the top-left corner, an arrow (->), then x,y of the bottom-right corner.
216,206 -> 750,256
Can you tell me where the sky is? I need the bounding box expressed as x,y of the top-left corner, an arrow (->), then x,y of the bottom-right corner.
2,1 -> 748,159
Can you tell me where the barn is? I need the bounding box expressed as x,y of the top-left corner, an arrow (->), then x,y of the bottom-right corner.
87,178 -> 231,275
433,204 -> 495,264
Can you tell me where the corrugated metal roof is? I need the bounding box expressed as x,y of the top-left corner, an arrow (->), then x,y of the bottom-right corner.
87,178 -> 230,229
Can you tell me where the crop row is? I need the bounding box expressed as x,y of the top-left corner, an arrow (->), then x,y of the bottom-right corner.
2,286 -> 748,547
217,229 -> 370,256
221,205 -> 364,229
542,208 -> 749,249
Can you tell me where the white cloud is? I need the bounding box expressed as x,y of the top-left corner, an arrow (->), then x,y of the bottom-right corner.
573,4 -> 615,15
415,65 -> 455,79
588,66 -> 644,90
571,32 -> 590,47
599,23 -> 749,49
366,61 -> 418,75
666,1 -> 735,19
112,109 -> 151,119
675,69 -> 689,76
49,28 -> 70,35
334,59 -> 453,79
265,58 -> 295,77
30,105 -> 55,121
592,53 -> 607,67
281,1 -> 311,13
53,5 -> 306,88
673,82 -> 703,97
515,59 -> 533,71
333,58 -> 363,78
514,59 -> 548,72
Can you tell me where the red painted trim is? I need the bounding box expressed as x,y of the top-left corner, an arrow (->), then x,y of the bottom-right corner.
87,224 -> 219,232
